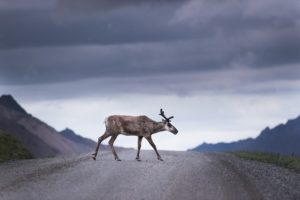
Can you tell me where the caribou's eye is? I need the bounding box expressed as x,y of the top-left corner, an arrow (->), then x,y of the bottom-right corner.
168,123 -> 172,128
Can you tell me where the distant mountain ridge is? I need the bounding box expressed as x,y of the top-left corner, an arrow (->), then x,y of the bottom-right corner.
193,116 -> 300,156
60,128 -> 96,147
0,94 -> 99,158
60,128 -> 112,151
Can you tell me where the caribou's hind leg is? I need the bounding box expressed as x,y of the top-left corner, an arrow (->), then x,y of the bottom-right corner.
92,131 -> 110,160
136,136 -> 143,161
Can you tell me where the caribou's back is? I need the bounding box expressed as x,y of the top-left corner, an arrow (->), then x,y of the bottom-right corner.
105,115 -> 155,136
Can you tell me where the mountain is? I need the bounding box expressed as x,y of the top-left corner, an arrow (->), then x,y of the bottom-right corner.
193,116 -> 300,156
0,94 -> 27,114
60,128 -> 96,147
60,128 -> 111,151
0,94 -> 97,158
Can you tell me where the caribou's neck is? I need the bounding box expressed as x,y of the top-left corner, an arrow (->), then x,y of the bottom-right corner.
153,122 -> 166,133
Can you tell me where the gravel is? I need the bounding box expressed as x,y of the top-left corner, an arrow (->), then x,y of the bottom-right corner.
217,153 -> 300,200
0,150 -> 299,200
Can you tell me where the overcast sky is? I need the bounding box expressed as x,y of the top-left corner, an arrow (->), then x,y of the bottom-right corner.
1,0 -> 300,150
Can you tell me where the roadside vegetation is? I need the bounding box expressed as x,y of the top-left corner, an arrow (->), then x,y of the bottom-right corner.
233,151 -> 300,173
0,130 -> 33,162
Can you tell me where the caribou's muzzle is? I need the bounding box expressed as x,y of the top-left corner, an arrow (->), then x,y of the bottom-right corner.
172,127 -> 178,135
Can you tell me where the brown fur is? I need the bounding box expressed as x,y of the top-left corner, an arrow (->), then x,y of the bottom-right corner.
92,114 -> 178,161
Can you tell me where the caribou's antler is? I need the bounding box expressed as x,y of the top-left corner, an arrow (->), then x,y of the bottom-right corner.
159,108 -> 174,123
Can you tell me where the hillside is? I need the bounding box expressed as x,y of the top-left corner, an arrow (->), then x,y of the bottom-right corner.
193,116 -> 300,156
0,94 -> 97,158
0,130 -> 33,162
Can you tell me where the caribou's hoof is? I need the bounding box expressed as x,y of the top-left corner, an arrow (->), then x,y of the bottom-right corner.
115,158 -> 121,161
158,158 -> 164,161
92,156 -> 96,161
136,158 -> 141,162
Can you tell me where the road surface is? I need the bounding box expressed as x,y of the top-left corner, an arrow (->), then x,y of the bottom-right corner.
0,150 -> 299,200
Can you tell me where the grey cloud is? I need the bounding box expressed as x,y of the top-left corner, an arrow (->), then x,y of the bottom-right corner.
0,0 -> 55,11
0,0 -> 300,93
0,38 -> 241,85
0,3 -> 195,49
2,66 -> 300,102
2,0 -> 299,50
1,35 -> 300,86
58,0 -> 187,12
240,29 -> 300,67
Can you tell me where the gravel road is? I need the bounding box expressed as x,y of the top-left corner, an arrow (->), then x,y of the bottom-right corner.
0,150 -> 299,200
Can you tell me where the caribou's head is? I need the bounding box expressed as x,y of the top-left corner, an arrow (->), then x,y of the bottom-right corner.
159,109 -> 178,135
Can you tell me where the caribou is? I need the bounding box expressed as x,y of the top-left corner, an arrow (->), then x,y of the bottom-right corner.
92,109 -> 178,161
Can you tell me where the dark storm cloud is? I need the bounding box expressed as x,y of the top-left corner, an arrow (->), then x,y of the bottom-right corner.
0,10 -> 183,48
3,66 -> 300,102
58,0 -> 187,12
0,39 -> 242,85
0,0 -> 300,90
0,0 -> 192,49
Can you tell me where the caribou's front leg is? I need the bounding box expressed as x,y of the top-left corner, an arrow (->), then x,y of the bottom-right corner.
145,136 -> 163,161
136,136 -> 143,161
109,135 -> 121,161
